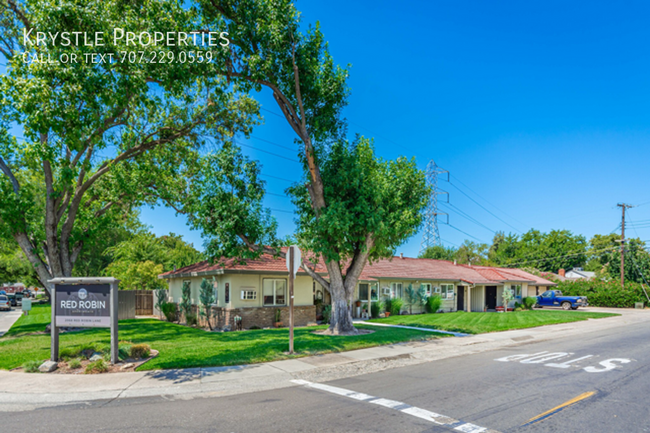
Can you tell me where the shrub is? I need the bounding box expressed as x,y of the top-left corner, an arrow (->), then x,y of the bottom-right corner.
161,302 -> 177,322
130,343 -> 151,359
322,305 -> 332,324
155,289 -> 168,319
425,295 -> 442,313
118,344 -> 132,360
384,299 -> 392,314
390,298 -> 404,316
199,278 -> 216,330
556,280 -> 648,308
274,309 -> 282,323
186,313 -> 199,327
371,301 -> 384,318
85,358 -> 109,374
23,360 -> 41,373
523,297 -> 537,310
68,358 -> 82,369
180,281 -> 192,323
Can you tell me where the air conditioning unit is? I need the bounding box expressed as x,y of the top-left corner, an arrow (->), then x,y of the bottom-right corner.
381,287 -> 391,295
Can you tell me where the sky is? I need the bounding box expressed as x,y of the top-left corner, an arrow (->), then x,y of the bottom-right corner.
141,0 -> 650,257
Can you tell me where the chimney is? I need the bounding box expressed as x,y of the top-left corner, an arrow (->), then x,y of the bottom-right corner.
558,269 -> 565,277
454,259 -> 457,266
400,253 -> 404,259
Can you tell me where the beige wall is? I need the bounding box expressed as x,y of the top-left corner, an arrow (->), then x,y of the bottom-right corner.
356,279 -> 460,314
167,273 -> 315,309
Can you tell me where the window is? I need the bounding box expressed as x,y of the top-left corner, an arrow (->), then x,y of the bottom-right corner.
225,283 -> 230,303
510,284 -> 522,297
359,283 -> 379,301
422,283 -> 432,296
391,283 -> 402,298
263,279 -> 287,306
240,290 -> 257,300
541,290 -> 552,298
440,284 -> 454,300
434,286 -> 441,294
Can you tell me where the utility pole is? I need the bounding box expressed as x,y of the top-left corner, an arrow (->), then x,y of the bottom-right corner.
618,203 -> 634,288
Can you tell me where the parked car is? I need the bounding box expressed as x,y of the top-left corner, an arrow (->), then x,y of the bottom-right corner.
15,292 -> 23,306
0,290 -> 6,296
535,290 -> 588,310
0,295 -> 10,311
7,293 -> 16,306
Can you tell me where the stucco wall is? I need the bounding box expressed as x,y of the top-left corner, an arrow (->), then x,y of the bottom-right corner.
356,279 -> 459,314
166,273 -> 314,308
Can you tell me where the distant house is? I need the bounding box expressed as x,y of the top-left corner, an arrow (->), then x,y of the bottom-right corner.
565,268 -> 596,280
159,250 -> 556,330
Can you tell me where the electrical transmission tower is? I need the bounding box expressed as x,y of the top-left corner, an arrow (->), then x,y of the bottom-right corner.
420,160 -> 449,255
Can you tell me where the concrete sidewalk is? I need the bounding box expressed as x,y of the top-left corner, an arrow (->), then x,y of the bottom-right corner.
0,307 -> 647,412
0,309 -> 22,338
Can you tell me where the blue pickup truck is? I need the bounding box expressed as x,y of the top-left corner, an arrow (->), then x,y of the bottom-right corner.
536,290 -> 588,310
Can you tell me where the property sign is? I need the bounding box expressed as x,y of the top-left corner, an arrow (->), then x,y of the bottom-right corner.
54,284 -> 111,327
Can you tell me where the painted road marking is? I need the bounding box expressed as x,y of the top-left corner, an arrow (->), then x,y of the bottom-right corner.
291,379 -> 500,433
495,352 -> 631,373
522,391 -> 596,426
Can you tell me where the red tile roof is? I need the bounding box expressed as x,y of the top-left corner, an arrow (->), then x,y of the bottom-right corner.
160,251 -> 556,287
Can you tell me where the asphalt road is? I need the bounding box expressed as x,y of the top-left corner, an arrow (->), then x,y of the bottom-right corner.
1,319 -> 648,433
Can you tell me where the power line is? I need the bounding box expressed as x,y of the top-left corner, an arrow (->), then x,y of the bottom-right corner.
260,173 -> 295,183
234,140 -> 301,163
502,246 -> 617,267
447,181 -> 523,234
250,134 -> 297,152
441,202 -> 497,234
445,223 -> 487,244
449,174 -> 527,228
266,192 -> 291,199
270,208 -> 294,214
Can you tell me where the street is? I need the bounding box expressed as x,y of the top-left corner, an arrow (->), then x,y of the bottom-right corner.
1,316 -> 648,433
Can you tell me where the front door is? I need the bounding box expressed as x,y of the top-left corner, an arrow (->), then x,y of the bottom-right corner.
456,286 -> 465,311
486,286 -> 497,310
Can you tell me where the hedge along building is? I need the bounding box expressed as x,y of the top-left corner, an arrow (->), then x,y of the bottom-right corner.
159,250 -> 557,329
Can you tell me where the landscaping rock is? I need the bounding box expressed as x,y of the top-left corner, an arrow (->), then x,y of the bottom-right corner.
120,363 -> 134,370
39,360 -> 58,373
89,353 -> 103,362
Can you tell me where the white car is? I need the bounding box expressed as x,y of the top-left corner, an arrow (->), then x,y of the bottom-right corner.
0,295 -> 11,311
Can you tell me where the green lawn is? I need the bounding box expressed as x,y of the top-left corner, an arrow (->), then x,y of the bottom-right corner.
369,310 -> 619,334
0,303 -> 447,371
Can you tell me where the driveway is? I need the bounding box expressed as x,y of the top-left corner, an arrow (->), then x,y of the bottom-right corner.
0,309 -> 22,337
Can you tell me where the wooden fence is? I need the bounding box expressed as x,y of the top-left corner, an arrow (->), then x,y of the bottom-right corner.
135,290 -> 154,316
117,290 -> 154,319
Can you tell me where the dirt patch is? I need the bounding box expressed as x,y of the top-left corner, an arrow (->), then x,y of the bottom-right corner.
311,329 -> 375,336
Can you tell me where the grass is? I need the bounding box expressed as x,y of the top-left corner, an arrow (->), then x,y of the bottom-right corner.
370,310 -> 619,334
0,303 -> 447,371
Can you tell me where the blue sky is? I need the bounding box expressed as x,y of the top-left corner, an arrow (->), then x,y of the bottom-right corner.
141,0 -> 650,256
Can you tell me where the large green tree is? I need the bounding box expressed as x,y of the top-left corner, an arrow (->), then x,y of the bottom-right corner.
0,0 -> 256,291
192,1 -> 429,334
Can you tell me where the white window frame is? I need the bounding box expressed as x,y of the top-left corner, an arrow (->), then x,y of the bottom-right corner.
434,286 -> 441,294
391,283 -> 402,299
422,283 -> 432,296
440,284 -> 455,300
511,284 -> 522,298
263,278 -> 287,306
240,289 -> 257,301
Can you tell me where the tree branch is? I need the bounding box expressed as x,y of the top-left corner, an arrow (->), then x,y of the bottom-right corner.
0,155 -> 20,193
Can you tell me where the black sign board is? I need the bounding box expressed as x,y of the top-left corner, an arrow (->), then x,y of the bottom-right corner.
54,284 -> 111,327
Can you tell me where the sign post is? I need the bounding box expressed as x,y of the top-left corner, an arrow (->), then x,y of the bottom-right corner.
286,246 -> 301,354
48,277 -> 120,364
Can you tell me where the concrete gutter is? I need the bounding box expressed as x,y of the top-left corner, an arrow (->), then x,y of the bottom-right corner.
0,307 -> 647,412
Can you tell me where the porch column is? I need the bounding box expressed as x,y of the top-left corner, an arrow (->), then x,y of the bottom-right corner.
466,286 -> 471,312
367,283 -> 371,318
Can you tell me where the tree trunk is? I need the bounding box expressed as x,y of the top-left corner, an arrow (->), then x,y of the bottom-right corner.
329,297 -> 356,335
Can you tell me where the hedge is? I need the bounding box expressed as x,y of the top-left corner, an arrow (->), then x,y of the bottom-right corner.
556,280 -> 649,308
